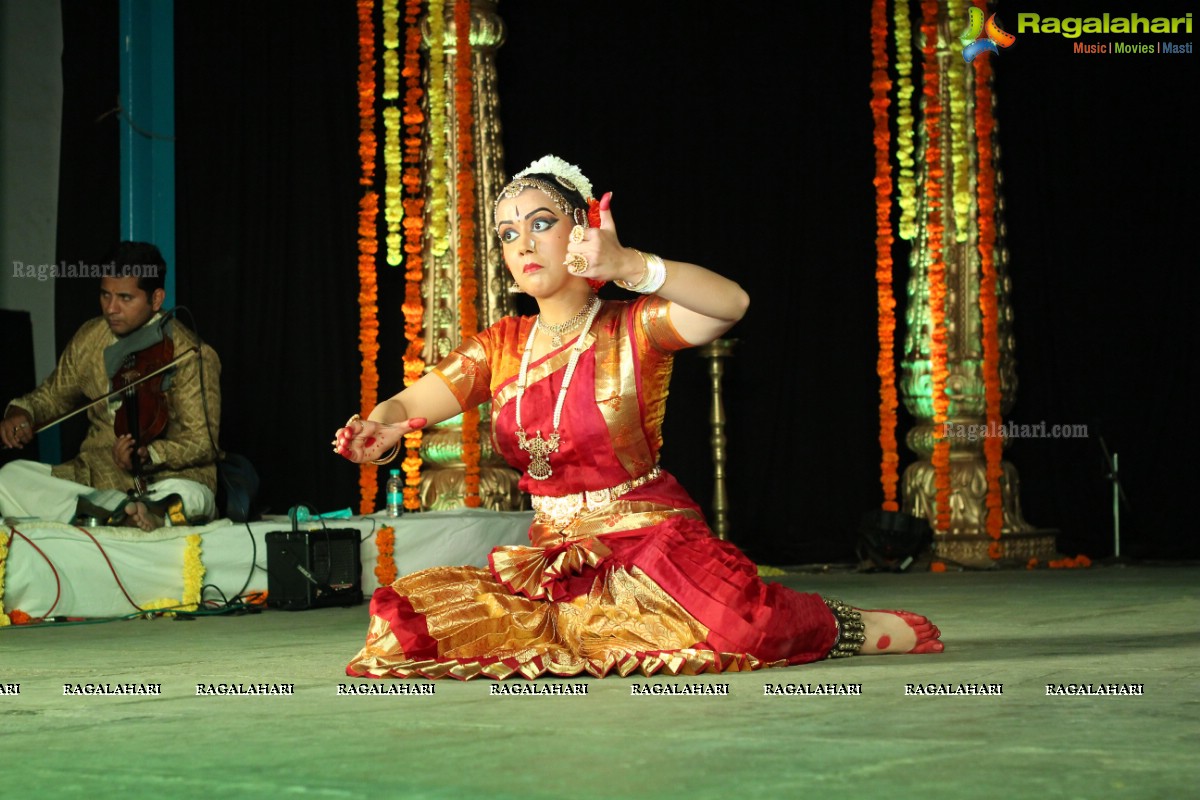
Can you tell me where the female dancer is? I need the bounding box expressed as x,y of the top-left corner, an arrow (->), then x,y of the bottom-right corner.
335,155 -> 942,679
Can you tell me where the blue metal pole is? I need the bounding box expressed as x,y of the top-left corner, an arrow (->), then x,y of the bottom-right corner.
119,0 -> 175,308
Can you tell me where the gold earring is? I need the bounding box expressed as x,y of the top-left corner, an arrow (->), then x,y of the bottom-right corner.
508,281 -> 524,294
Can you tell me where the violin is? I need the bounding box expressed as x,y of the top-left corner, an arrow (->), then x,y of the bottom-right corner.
113,335 -> 175,494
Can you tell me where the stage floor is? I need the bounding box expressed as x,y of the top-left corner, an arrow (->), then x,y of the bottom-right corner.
3,564 -> 1197,799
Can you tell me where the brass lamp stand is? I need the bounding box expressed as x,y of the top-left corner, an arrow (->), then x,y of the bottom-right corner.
699,339 -> 736,540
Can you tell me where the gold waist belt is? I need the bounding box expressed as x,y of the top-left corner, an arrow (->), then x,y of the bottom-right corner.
532,466 -> 663,529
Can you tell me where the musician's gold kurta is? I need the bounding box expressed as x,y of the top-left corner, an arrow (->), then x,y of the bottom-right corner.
7,316 -> 221,492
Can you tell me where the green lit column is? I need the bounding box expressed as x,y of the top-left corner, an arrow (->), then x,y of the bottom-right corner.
119,0 -> 175,307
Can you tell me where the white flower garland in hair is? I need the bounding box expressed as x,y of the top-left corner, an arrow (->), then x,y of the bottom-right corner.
514,155 -> 594,201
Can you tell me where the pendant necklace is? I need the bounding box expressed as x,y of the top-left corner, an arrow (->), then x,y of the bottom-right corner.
515,294 -> 602,480
535,297 -> 596,348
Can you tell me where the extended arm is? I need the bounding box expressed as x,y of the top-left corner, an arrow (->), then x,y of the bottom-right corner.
334,370 -> 463,464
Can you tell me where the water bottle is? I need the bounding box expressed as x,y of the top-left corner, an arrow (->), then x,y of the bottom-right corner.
386,469 -> 403,518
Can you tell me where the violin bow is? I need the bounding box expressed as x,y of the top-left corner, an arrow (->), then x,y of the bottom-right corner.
29,346 -> 200,435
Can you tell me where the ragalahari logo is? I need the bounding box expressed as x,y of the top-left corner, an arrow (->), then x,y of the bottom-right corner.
961,5 -> 1017,62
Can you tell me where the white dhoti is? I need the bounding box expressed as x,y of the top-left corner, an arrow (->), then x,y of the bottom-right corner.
0,460 -> 216,525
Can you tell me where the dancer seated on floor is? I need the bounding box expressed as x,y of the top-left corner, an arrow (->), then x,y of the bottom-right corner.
333,155 -> 943,679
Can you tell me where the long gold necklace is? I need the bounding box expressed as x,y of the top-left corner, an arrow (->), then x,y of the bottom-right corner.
515,294 -> 602,480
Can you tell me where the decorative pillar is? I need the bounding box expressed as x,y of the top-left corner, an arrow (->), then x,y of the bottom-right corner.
417,0 -> 523,510
899,6 -> 1056,567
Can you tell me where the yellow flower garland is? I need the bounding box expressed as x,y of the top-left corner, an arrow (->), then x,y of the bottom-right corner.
0,530 -> 10,626
893,0 -> 917,240
141,534 -> 205,615
946,0 -> 972,242
381,0 -> 400,100
382,0 -> 404,266
383,105 -> 404,266
427,0 -> 450,257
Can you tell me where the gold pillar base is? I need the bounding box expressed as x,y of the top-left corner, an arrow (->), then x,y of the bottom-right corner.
903,457 -> 1060,568
417,410 -> 527,511
932,531 -> 1060,568
420,465 -> 527,511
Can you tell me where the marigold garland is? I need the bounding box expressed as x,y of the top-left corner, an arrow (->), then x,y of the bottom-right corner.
893,0 -> 917,240
383,106 -> 404,266
871,0 -> 899,512
455,0 -> 481,507
358,192 -> 381,514
381,0 -> 400,100
382,0 -> 404,267
922,1 -> 952,533
140,534 -> 205,615
400,0 -> 427,509
357,0 -> 381,514
357,0 -> 377,186
0,529 -> 10,626
946,0 -> 972,242
374,525 -> 397,585
426,0 -> 450,257
1048,554 -> 1092,569
974,29 -> 1005,549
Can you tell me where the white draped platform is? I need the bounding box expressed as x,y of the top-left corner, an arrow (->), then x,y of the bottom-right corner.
1,509 -> 533,620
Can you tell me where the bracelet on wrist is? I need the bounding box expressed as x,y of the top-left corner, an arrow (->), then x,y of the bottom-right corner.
616,249 -> 667,294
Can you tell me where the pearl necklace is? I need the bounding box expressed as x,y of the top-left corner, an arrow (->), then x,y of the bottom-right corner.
515,294 -> 602,480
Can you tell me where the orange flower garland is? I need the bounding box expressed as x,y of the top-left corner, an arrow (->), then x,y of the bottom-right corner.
356,0 -> 377,187
400,0 -> 426,510
871,0 -> 899,512
922,1 -> 952,532
357,0 -> 380,514
374,525 -> 397,585
974,30 -> 1005,552
455,0 -> 481,507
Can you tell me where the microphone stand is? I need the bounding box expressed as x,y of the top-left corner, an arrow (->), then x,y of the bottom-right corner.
1098,435 -> 1131,565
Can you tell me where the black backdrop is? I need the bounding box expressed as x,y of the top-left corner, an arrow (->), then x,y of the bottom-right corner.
51,1 -> 1195,563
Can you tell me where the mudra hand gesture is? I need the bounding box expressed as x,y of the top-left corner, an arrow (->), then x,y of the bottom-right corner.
560,192 -> 650,287
332,414 -> 426,464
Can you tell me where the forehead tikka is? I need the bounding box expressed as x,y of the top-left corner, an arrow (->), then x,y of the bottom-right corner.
494,177 -> 577,235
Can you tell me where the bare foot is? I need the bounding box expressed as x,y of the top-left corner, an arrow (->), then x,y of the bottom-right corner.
858,609 -> 944,655
124,501 -> 164,532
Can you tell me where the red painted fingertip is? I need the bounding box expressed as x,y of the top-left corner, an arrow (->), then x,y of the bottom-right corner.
408,417 -> 428,429
599,191 -> 613,210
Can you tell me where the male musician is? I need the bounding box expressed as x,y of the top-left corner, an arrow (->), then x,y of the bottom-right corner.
0,242 -> 221,531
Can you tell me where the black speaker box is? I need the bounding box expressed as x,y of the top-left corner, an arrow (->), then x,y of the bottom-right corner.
265,529 -> 364,610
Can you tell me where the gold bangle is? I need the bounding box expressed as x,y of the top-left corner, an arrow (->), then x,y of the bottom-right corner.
370,443 -> 400,465
615,250 -> 650,291
615,249 -> 666,294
